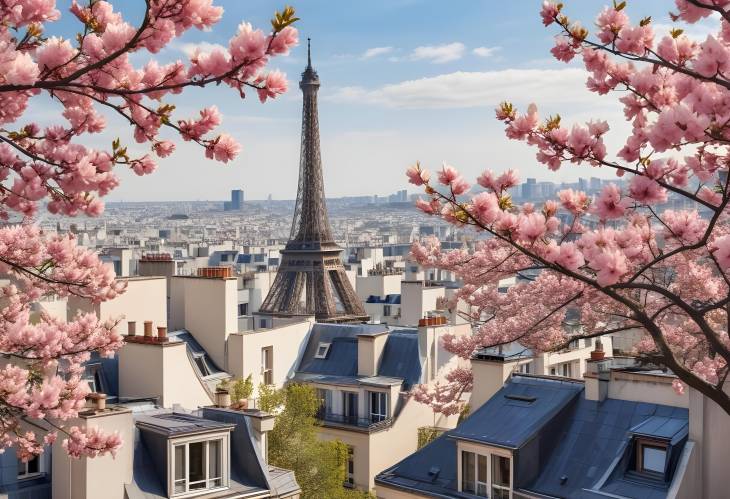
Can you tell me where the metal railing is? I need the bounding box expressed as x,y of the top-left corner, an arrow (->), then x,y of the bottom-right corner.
316,411 -> 393,431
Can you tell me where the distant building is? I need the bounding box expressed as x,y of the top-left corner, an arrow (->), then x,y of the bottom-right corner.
522,178 -> 537,200
224,189 -> 244,211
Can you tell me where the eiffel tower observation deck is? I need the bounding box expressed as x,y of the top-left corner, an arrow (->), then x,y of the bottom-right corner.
258,40 -> 368,323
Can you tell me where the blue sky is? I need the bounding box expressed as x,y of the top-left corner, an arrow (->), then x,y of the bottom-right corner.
32,1 -> 718,201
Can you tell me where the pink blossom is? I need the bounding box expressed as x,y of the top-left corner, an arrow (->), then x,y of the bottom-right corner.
207,134 -> 240,163
437,164 -> 460,186
540,1 -> 561,26
628,175 -> 667,204
517,213 -> 547,242
558,189 -> 590,215
593,250 -> 628,286
406,164 -> 430,186
593,184 -> 627,220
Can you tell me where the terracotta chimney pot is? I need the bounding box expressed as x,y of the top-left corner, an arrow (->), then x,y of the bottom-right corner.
127,321 -> 136,336
144,321 -> 153,338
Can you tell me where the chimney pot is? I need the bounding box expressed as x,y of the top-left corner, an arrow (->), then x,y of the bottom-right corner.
215,390 -> 231,408
157,326 -> 167,340
144,321 -> 153,338
88,392 -> 107,411
127,321 -> 136,336
590,338 -> 605,361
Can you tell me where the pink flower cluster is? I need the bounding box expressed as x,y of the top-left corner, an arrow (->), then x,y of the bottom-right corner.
0,0 -> 298,217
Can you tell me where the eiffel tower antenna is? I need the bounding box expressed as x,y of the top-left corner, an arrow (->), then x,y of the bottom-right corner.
258,40 -> 368,323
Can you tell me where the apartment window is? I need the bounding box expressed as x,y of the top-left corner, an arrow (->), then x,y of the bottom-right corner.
461,450 -> 511,498
237,303 -> 248,316
561,363 -> 571,377
461,451 -> 476,494
316,388 -> 332,418
369,391 -> 388,423
17,455 -> 41,479
172,438 -> 225,495
518,363 -> 531,374
83,363 -> 104,393
492,455 -> 511,499
383,305 -> 391,317
261,346 -> 273,385
636,438 -> 668,477
314,342 -> 331,359
343,392 -> 358,424
344,446 -> 355,487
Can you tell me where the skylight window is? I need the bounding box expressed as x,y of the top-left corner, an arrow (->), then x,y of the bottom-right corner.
314,342 -> 331,359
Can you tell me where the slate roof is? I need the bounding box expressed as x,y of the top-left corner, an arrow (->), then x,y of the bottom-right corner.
294,323 -> 423,390
168,329 -> 226,378
136,412 -> 234,436
449,376 -> 583,449
365,294 -> 402,304
376,374 -> 690,499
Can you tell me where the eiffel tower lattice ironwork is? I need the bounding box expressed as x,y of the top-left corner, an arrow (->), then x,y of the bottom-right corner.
258,40 -> 368,323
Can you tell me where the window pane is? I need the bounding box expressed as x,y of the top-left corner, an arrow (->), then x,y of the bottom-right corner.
28,456 -> 39,474
478,454 -> 487,482
188,441 -> 206,489
17,459 -> 25,477
461,451 -> 475,493
492,488 -> 510,499
492,455 -> 510,486
174,445 -> 186,493
643,446 -> 667,473
208,440 -> 221,481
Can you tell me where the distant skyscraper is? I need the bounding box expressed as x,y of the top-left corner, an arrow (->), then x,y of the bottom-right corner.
590,177 -> 602,191
578,178 -> 589,192
224,189 -> 244,211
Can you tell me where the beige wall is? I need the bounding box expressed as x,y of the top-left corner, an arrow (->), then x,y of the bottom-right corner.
169,276 -> 238,370
227,320 -> 312,397
689,384 -> 730,499
118,341 -> 213,408
356,274 -> 402,301
67,276 -> 166,330
400,282 -> 445,327
52,408 -> 134,499
607,370 -> 688,408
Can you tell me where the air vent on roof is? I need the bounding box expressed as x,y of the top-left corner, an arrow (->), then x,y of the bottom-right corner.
505,394 -> 537,403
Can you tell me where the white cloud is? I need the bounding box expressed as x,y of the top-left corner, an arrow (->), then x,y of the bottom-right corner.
177,41 -> 227,57
362,46 -> 394,59
472,46 -> 500,58
326,68 -> 593,109
410,42 -> 465,63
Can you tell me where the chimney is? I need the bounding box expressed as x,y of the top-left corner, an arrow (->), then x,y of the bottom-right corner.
590,338 -> 606,360
127,321 -> 136,336
357,331 -> 389,377
87,392 -> 107,411
157,326 -> 167,341
144,320 -> 153,338
468,352 -> 521,412
584,357 -> 609,402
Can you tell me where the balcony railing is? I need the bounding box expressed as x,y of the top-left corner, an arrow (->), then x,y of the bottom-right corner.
316,411 -> 393,431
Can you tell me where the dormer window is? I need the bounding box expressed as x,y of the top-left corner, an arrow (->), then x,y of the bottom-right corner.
17,455 -> 42,480
170,435 -> 229,496
636,438 -> 668,477
314,342 -> 331,359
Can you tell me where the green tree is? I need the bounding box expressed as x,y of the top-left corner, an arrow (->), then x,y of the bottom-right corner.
264,383 -> 373,499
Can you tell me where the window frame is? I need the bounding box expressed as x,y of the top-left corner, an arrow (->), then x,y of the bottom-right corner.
168,432 -> 229,498
344,445 -> 355,488
261,346 -> 273,385
458,444 -> 512,499
83,363 -> 104,394
17,454 -> 43,480
369,391 -> 388,423
635,437 -> 669,479
314,342 -> 331,359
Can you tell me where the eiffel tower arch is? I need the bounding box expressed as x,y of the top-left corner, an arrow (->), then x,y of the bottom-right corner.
258,40 -> 368,324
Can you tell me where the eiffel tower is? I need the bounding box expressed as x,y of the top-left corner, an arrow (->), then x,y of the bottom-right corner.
258,40 -> 368,323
